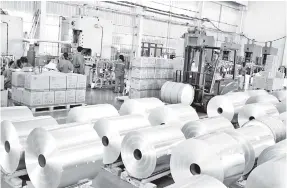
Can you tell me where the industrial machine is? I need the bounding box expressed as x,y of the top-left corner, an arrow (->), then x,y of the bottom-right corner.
243,39 -> 262,66
262,41 -> 278,65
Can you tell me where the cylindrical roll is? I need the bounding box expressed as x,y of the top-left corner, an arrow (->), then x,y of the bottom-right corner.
245,89 -> 268,97
148,104 -> 199,126
0,116 -> 58,173
257,140 -> 287,166
160,81 -> 195,105
182,116 -> 234,139
275,100 -> 286,113
119,98 -> 164,116
94,114 -> 151,164
121,125 -> 185,179
170,132 -> 246,186
279,112 -> 286,125
207,92 -> 250,121
166,175 -> 227,188
238,103 -> 279,127
25,124 -> 103,188
271,90 -> 286,102
246,157 -> 287,188
245,94 -> 279,105
1,106 -> 33,122
67,104 -> 119,123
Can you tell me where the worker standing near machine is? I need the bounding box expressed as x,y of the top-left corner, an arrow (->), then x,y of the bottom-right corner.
72,46 -> 85,75
58,52 -> 74,73
114,54 -> 125,93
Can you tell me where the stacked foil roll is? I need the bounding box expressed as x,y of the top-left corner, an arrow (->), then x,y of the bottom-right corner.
257,140 -> 287,165
275,100 -> 287,114
119,97 -> 164,116
148,104 -> 199,126
0,116 -> 58,173
94,114 -> 151,164
67,104 -> 119,123
0,106 -> 33,122
121,125 -> 185,179
245,94 -> 279,105
271,90 -> 286,102
25,123 -> 103,188
160,81 -> 195,105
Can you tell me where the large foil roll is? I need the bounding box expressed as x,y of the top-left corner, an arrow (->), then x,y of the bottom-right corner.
166,175 -> 227,188
238,103 -> 279,127
1,106 -> 33,122
271,90 -> 287,102
245,94 -> 279,105
246,157 -> 287,188
25,124 -> 103,188
148,104 -> 199,126
121,125 -> 185,179
182,116 -> 234,138
275,100 -> 286,113
119,98 -> 164,116
94,114 -> 151,164
170,132 -> 246,186
0,116 -> 58,173
257,140 -> 287,166
160,81 -> 195,105
279,112 -> 286,125
207,92 -> 250,122
245,89 -> 268,97
67,104 -> 119,123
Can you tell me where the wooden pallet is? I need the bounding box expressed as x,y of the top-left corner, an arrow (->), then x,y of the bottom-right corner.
1,169 -> 28,188
30,103 -> 86,113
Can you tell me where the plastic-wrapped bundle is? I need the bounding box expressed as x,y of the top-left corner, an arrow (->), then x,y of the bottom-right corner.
245,89 -> 268,97
170,132 -> 249,186
121,125 -> 185,179
275,100 -> 286,113
257,140 -> 287,166
119,98 -> 164,116
182,116 -> 234,138
148,104 -> 199,126
25,124 -> 103,188
271,90 -> 287,101
207,92 -> 250,122
94,114 -> 151,164
160,81 -> 195,105
0,106 -> 33,122
237,103 -> 279,127
166,175 -> 227,188
279,112 -> 286,125
0,116 -> 58,173
67,104 -> 119,123
245,94 -> 279,105
246,157 -> 287,188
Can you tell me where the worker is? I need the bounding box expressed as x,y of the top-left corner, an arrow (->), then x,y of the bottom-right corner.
114,54 -> 125,93
72,46 -> 85,75
20,57 -> 32,67
58,52 -> 74,73
10,59 -> 23,69
3,61 -> 14,89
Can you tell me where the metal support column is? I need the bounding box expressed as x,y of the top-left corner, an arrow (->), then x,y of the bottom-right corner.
39,1 -> 46,54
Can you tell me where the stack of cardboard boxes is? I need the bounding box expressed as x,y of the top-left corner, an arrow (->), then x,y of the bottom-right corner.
129,57 -> 173,99
12,71 -> 87,107
0,75 -> 8,107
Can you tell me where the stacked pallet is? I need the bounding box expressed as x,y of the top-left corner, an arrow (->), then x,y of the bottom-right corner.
129,57 -> 173,99
12,71 -> 87,110
0,75 -> 8,106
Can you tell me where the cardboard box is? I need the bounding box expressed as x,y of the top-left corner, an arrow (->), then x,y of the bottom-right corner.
1,90 -> 8,107
23,90 -> 43,106
67,73 -> 78,89
77,74 -> 87,88
42,91 -> 55,105
54,91 -> 66,104
49,73 -> 67,90
25,74 -> 50,91
0,75 -> 4,90
16,87 -> 24,103
12,87 -> 17,101
66,90 -> 76,103
75,89 -> 86,103
12,72 -> 26,87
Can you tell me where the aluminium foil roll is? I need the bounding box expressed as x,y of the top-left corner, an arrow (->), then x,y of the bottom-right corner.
257,140 -> 287,166
166,175 -> 227,188
66,104 -> 119,123
246,157 -> 287,188
237,103 -> 279,127
0,116 -> 58,173
0,106 -> 33,122
94,114 -> 151,164
182,116 -> 234,139
121,125 -> 185,179
275,100 -> 286,113
170,132 -> 246,186
119,98 -> 164,116
25,124 -> 103,188
148,104 -> 199,127
245,94 -> 279,105
245,89 -> 268,97
279,112 -> 286,125
271,90 -> 287,102
207,92 -> 250,121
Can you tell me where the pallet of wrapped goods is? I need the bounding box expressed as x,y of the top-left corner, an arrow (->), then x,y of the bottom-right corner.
42,72 -> 67,90
131,67 -> 149,79
54,90 -> 66,104
25,73 -> 50,91
266,78 -> 284,91
0,75 -> 4,90
129,89 -> 148,98
76,74 -> 87,88
75,89 -> 86,103
66,89 -> 76,103
131,57 -> 155,68
12,72 -> 27,87
23,90 -> 43,106
1,90 -> 8,107
66,73 -> 78,89
42,91 -> 54,105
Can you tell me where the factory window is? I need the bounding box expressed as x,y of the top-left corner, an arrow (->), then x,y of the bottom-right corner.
141,42 -> 163,57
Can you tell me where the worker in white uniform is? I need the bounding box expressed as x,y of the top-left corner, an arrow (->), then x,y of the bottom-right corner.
72,46 -> 85,75
114,54 -> 125,93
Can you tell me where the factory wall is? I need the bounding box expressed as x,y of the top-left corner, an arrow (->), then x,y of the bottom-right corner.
242,1 -> 287,66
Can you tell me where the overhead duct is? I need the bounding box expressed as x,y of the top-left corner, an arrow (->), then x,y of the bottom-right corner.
0,106 -> 33,122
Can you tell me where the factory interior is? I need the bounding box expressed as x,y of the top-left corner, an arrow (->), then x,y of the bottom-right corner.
0,1 -> 287,188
